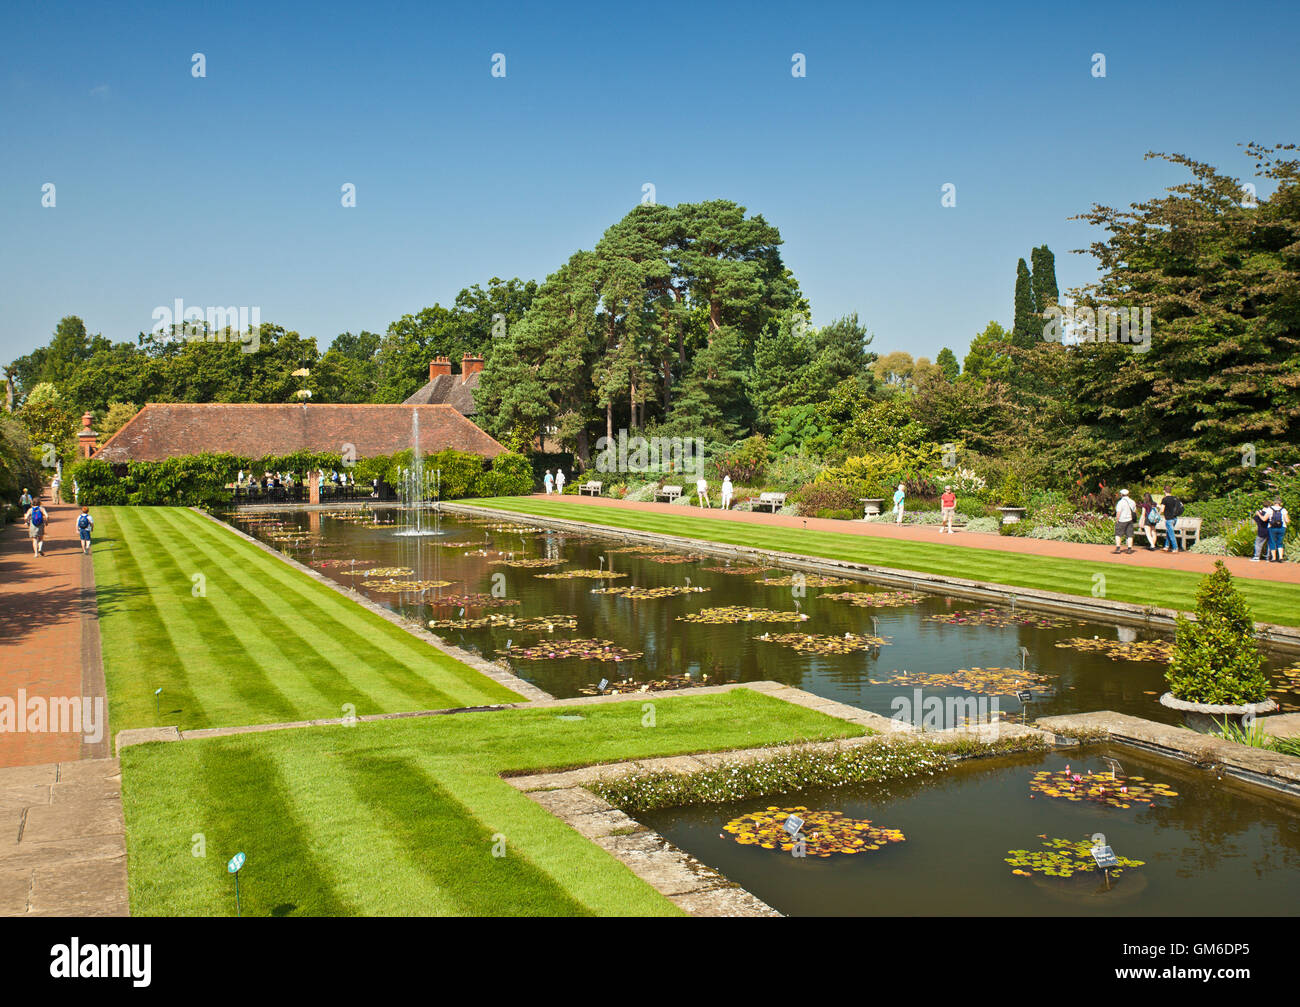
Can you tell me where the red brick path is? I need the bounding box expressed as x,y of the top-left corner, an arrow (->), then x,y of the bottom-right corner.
0,499 -> 109,769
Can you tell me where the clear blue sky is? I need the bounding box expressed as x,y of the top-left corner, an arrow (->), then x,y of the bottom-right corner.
3,0 -> 1297,366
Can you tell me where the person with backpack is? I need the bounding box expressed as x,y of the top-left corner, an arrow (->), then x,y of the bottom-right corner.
25,499 -> 48,557
1266,498 -> 1289,563
1251,504 -> 1272,562
1139,493 -> 1161,550
76,506 -> 94,555
1159,486 -> 1184,553
19,487 -> 33,510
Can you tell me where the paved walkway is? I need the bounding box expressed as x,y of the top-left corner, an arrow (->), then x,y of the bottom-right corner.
0,494 -> 122,916
524,495 -> 1300,584
0,758 -> 128,916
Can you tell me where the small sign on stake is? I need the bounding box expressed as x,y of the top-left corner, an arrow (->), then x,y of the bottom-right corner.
228,851 -> 246,916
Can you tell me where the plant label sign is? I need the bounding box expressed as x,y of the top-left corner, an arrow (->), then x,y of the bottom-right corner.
1016,690 -> 1033,703
227,852 -> 246,874
1090,845 -> 1119,869
784,814 -> 805,837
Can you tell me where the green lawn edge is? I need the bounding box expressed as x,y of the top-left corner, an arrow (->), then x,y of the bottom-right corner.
469,497 -> 1300,628
119,688 -> 864,916
92,506 -> 521,737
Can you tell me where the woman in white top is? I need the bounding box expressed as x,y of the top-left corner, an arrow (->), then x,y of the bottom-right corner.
720,475 -> 733,510
696,477 -> 710,508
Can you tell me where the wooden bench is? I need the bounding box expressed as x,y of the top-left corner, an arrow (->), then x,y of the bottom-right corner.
752,492 -> 787,514
655,484 -> 683,503
579,480 -> 602,497
1150,516 -> 1202,549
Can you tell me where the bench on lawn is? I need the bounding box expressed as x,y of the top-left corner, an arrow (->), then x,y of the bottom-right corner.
752,492 -> 787,514
1150,516 -> 1202,549
579,480 -> 602,497
655,484 -> 683,503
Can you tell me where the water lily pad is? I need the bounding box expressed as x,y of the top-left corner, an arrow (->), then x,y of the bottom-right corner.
823,590 -> 926,608
505,638 -> 643,662
722,807 -> 905,858
1053,637 -> 1174,663
1028,765 -> 1178,808
755,632 -> 890,654
675,606 -> 810,624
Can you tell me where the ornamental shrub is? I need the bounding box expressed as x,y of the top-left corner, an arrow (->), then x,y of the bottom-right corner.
1165,561 -> 1268,705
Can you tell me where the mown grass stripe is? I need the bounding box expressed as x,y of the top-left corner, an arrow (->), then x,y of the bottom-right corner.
92,512 -> 205,730
174,509 -> 514,709
145,508 -> 356,717
339,753 -> 593,916
113,509 -> 301,727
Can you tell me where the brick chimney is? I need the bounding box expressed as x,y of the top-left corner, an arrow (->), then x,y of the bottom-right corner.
460,353 -> 484,382
429,356 -> 452,381
78,411 -> 98,459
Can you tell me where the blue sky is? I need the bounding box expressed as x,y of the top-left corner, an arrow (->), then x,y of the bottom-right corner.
3,0 -> 1297,366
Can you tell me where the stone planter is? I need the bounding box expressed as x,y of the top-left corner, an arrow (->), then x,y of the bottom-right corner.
1158,692 -> 1278,734
996,506 -> 1027,525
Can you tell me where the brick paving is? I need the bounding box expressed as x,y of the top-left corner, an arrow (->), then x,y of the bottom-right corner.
0,494 -> 123,916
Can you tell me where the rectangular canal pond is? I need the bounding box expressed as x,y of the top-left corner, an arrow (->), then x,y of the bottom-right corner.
633,745 -> 1300,916
229,508 -> 1300,724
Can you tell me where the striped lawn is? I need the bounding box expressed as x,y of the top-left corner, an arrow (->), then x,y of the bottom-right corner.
92,507 -> 520,737
471,497 -> 1300,628
120,688 -> 863,916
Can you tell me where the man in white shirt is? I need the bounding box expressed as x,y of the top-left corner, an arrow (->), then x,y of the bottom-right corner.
555,469 -> 566,494
720,475 -> 733,510
1114,489 -> 1139,554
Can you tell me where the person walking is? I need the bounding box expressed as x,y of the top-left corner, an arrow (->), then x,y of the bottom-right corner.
695,476 -> 710,508
1249,503 -> 1271,561
19,487 -> 33,510
940,485 -> 956,534
1266,498 -> 1289,562
554,468 -> 566,495
1140,493 -> 1161,550
720,475 -> 733,511
892,483 -> 906,525
543,469 -> 554,495
76,506 -> 94,555
1113,489 -> 1138,554
1159,486 -> 1184,552
51,473 -> 62,504
25,499 -> 48,557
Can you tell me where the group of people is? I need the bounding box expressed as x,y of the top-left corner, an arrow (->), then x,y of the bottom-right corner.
692,475 -> 734,509
17,487 -> 94,557
1112,488 -> 1290,562
542,468 -> 567,494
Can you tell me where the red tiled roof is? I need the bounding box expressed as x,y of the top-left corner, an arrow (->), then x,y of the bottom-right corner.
93,403 -> 506,462
402,370 -> 480,414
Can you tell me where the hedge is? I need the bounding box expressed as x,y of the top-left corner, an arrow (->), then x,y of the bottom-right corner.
68,449 -> 534,507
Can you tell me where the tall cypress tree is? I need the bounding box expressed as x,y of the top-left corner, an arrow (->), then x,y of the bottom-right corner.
1030,245 -> 1059,313
1011,258 -> 1039,348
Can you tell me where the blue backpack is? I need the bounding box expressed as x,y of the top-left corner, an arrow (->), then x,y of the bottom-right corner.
78,514 -> 91,531
31,508 -> 44,526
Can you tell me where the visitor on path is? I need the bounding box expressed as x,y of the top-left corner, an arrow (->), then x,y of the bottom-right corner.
72,477 -> 78,504
1113,489 -> 1138,554
1266,498 -> 1289,562
721,475 -> 733,510
696,476 -> 710,508
555,469 -> 566,494
892,484 -> 905,525
1140,493 -> 1161,550
1252,503 -> 1272,562
77,506 -> 94,555
19,487 -> 33,510
940,485 -> 956,534
1160,487 -> 1184,552
544,470 -> 554,495
25,500 -> 48,557
51,474 -> 62,504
